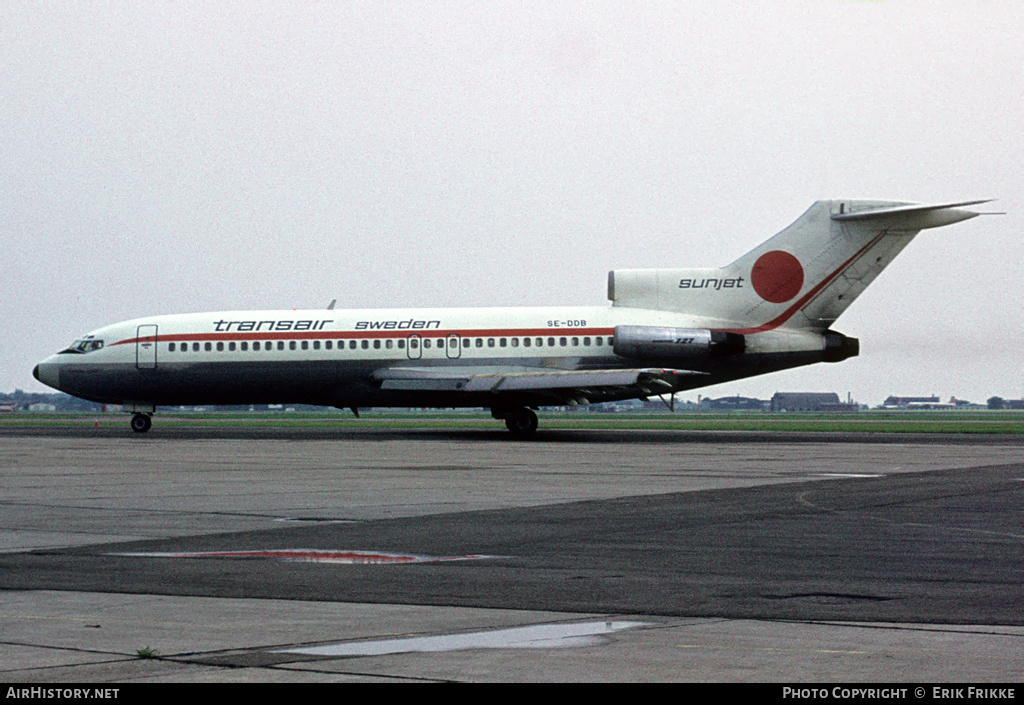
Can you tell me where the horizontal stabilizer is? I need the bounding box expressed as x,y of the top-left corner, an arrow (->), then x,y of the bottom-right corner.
830,200 -> 992,230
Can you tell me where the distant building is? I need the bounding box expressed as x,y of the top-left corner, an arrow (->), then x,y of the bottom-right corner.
819,401 -> 860,412
700,395 -> 768,411
596,399 -> 644,413
0,402 -> 15,413
771,392 -> 852,412
883,395 -> 940,409
881,395 -> 980,409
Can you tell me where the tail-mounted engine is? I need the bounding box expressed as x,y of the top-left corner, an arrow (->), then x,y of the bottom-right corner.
822,330 -> 859,362
613,325 -> 745,361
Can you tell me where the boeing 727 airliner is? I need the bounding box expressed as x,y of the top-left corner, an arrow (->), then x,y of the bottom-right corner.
34,199 -> 988,434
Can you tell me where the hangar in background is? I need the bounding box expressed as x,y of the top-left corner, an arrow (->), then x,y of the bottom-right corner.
771,392 -> 857,413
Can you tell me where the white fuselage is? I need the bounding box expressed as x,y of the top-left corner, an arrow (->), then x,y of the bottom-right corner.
33,304 -> 831,410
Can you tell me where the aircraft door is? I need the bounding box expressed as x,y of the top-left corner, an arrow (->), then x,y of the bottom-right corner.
446,334 -> 461,359
136,325 -> 158,369
406,334 -> 422,360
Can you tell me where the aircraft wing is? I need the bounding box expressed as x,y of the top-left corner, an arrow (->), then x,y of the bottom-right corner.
372,366 -> 704,402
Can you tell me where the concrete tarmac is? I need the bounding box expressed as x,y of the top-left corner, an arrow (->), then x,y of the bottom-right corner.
1,426 -> 1023,682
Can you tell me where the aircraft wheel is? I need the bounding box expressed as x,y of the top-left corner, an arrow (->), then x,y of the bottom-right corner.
504,408 -> 538,436
130,413 -> 152,433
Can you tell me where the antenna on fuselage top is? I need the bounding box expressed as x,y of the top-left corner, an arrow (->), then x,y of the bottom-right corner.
327,299 -> 337,310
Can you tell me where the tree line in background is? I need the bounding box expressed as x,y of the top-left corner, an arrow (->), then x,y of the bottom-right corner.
986,397 -> 1024,410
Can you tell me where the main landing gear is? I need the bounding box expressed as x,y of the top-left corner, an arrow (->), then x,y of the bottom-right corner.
493,407 -> 538,437
130,413 -> 152,433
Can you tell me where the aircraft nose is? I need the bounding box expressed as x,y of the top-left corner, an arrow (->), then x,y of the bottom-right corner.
33,360 -> 61,391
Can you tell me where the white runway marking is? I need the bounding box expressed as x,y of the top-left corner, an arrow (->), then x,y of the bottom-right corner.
811,473 -> 885,478
109,548 -> 494,564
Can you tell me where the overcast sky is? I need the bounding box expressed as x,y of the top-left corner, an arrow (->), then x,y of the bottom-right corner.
3,0 -> 1021,405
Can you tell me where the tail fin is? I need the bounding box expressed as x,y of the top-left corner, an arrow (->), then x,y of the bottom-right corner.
608,199 -> 988,332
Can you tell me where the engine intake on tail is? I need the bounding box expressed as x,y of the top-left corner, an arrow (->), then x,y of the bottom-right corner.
613,326 -> 745,360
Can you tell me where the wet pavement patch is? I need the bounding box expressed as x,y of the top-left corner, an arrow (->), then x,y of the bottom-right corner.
275,620 -> 652,657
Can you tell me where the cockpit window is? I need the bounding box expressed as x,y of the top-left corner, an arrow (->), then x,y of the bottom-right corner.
59,339 -> 105,354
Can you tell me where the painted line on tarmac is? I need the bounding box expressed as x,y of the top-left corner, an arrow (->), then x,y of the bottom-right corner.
107,548 -> 496,564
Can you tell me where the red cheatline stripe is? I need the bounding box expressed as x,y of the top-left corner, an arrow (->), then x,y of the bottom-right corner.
108,235 -> 890,349
111,327 -> 617,347
725,231 -> 887,335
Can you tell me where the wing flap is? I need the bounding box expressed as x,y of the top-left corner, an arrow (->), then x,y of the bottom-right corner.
462,368 -> 672,392
373,366 -> 704,395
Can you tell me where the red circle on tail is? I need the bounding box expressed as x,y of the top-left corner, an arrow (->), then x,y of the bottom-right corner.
751,250 -> 804,303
